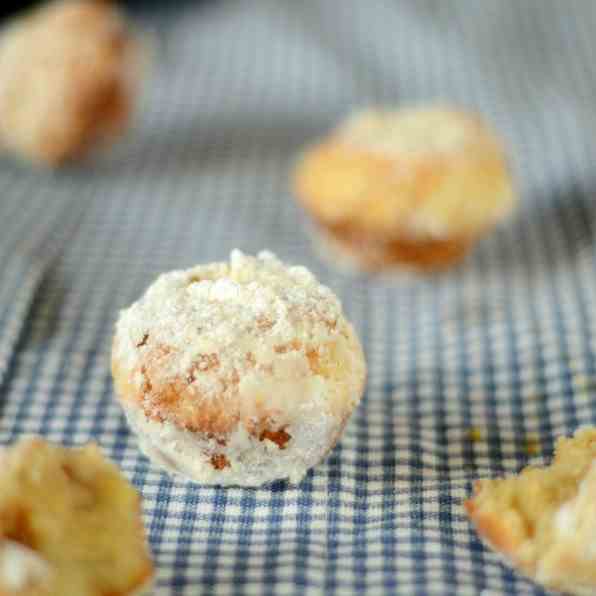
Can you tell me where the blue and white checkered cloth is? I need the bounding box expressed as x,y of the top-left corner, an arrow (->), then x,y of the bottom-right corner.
1,1 -> 595,594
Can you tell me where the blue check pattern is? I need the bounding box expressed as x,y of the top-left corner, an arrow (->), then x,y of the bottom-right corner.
1,2 -> 595,594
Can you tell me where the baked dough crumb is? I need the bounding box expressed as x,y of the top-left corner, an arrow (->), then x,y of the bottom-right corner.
0,437 -> 154,596
293,105 -> 516,272
465,427 -> 596,596
0,0 -> 143,166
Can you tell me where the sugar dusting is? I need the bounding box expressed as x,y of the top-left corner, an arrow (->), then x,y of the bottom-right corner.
114,251 -> 365,427
124,404 -> 342,486
553,459 -> 596,554
536,458 -> 596,593
321,106 -> 515,242
0,540 -> 51,592
113,251 -> 366,485
115,250 -> 342,373
338,106 -> 476,156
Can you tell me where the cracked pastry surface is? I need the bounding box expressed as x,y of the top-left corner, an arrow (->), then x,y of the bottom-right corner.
0,437 -> 153,596
293,105 -> 516,272
0,0 -> 142,166
112,250 -> 366,486
465,427 -> 596,596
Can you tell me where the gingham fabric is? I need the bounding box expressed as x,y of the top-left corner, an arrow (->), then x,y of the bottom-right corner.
1,1 -> 595,594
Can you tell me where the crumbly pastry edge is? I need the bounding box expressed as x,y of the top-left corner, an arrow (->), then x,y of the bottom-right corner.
0,438 -> 155,596
0,544 -> 152,596
465,455 -> 596,596
466,501 -> 596,596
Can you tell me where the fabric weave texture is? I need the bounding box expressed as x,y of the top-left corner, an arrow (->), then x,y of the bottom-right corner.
0,1 -> 595,594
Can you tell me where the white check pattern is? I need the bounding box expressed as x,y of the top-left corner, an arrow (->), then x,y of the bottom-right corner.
0,1 -> 595,594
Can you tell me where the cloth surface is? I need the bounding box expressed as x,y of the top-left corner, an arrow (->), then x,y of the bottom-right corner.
1,1 -> 596,594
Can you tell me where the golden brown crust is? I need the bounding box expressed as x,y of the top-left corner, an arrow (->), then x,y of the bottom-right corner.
0,0 -> 141,166
295,142 -> 401,235
113,338 -> 258,437
116,344 -> 358,474
313,218 -> 474,271
293,107 -> 515,272
141,344 -> 236,435
464,484 -> 528,566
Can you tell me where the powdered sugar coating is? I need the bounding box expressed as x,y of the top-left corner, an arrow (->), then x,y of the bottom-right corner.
115,250 -> 342,373
295,105 -> 516,249
123,403 -> 344,486
338,106 -> 482,157
552,459 -> 596,556
112,251 -> 366,485
0,540 -> 51,592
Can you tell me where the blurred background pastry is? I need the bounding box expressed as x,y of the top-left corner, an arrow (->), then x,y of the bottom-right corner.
0,437 -> 153,596
293,105 -> 516,273
0,0 -> 143,166
112,250 -> 366,487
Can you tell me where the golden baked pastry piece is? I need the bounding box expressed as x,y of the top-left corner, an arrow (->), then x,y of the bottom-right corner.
0,437 -> 153,596
112,250 -> 366,487
0,0 -> 142,166
465,427 -> 596,596
293,106 -> 516,272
